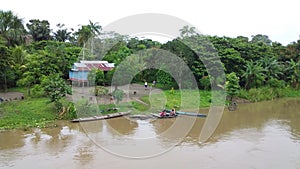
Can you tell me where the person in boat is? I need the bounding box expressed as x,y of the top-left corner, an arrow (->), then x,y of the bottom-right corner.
160,110 -> 166,117
170,108 -> 176,116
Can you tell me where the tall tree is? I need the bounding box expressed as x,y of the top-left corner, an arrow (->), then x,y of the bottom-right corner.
179,25 -> 196,37
0,44 -> 12,91
53,23 -> 72,42
285,59 -> 300,89
242,60 -> 265,89
0,10 -> 26,46
259,57 -> 283,82
26,19 -> 51,41
76,20 -> 101,47
251,34 -> 272,46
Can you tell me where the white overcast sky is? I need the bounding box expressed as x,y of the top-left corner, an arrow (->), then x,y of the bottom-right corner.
2,0 -> 300,45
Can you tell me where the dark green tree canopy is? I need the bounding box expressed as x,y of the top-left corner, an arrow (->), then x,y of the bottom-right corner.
26,19 -> 51,41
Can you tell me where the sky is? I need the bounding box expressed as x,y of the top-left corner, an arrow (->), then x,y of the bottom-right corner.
2,0 -> 300,45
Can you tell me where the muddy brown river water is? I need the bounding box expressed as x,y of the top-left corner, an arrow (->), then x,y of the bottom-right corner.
0,98 -> 300,169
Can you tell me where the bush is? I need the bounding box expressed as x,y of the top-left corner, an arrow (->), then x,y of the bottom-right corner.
238,87 -> 300,102
112,89 -> 125,104
30,84 -> 45,98
266,78 -> 285,88
94,86 -> 108,96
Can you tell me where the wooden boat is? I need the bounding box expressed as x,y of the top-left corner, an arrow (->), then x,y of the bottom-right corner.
175,111 -> 207,117
151,113 -> 177,119
71,111 -> 131,122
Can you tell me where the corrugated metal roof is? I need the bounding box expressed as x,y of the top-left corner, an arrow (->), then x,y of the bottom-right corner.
72,61 -> 114,71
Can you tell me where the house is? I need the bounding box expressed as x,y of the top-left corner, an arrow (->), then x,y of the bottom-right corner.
69,60 -> 114,86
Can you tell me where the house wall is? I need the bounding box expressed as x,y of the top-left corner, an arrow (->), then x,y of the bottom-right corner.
69,71 -> 88,82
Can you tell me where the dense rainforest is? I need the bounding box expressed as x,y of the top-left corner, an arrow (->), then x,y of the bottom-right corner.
0,10 -> 300,102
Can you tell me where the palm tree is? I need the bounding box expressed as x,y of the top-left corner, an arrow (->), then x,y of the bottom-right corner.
88,20 -> 101,37
0,10 -> 26,46
260,57 -> 283,81
53,23 -> 71,42
179,25 -> 196,37
88,20 -> 101,55
26,19 -> 51,41
242,60 -> 265,89
76,20 -> 102,59
285,59 -> 300,88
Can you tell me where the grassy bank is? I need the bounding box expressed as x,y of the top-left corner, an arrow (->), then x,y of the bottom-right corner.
134,87 -> 300,111
238,87 -> 300,102
139,89 -> 213,110
1,86 -> 299,130
0,98 -> 57,130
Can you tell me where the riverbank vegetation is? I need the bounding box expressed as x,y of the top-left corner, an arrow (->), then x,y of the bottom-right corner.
0,10 -> 300,129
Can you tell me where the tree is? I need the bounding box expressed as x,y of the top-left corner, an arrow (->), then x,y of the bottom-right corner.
26,19 -> 51,41
251,34 -> 272,46
259,57 -> 283,82
285,59 -> 300,89
179,25 -> 196,37
87,68 -> 105,86
226,72 -> 240,101
75,20 -> 101,48
41,74 -> 71,111
242,60 -> 265,89
53,23 -> 72,42
0,44 -> 12,91
10,46 -> 28,86
112,89 -> 124,104
0,10 -> 26,46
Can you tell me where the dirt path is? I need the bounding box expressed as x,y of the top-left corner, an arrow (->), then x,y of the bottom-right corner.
70,83 -> 163,104
0,92 -> 24,102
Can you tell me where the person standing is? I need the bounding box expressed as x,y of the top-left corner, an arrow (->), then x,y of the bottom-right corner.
170,108 -> 176,116
144,81 -> 148,90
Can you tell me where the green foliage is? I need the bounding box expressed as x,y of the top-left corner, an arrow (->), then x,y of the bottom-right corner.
30,84 -> 45,98
41,74 -> 71,111
242,60 -> 265,89
226,72 -> 240,100
266,78 -> 285,88
199,76 -> 211,90
53,23 -> 72,42
88,68 -> 105,85
156,70 -> 175,89
94,86 -> 108,96
103,45 -> 132,65
0,10 -> 26,46
0,44 -> 12,91
75,20 -> 101,47
238,87 -> 300,102
285,59 -> 300,89
74,99 -> 98,118
0,98 -> 56,130
251,34 -> 272,46
140,89 -> 212,110
130,101 -> 149,111
112,89 -> 124,104
26,19 -> 51,41
60,102 -> 77,120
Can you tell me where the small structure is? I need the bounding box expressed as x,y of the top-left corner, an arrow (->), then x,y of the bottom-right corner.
69,60 -> 114,86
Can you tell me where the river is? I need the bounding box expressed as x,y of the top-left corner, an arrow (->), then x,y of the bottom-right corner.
0,98 -> 300,169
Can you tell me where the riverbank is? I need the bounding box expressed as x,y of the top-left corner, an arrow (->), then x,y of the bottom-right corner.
1,85 -> 300,130
0,98 -> 57,130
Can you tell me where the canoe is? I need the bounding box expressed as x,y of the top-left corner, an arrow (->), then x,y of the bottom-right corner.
151,113 -> 177,119
71,111 -> 131,122
176,111 -> 207,117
